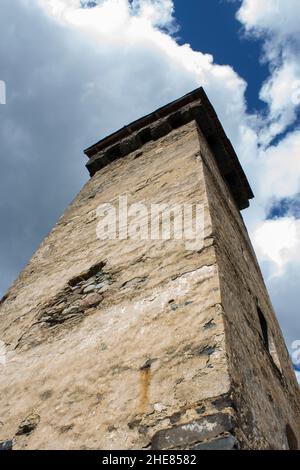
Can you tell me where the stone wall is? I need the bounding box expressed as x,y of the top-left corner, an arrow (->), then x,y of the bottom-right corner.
198,125 -> 300,449
0,122 -> 232,450
0,116 -> 299,450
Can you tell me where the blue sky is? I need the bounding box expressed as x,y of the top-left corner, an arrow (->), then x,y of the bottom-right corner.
174,0 -> 269,112
174,0 -> 300,225
0,0 -> 300,379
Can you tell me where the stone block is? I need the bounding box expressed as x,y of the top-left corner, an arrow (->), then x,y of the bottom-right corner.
151,413 -> 234,450
0,439 -> 15,451
192,434 -> 239,450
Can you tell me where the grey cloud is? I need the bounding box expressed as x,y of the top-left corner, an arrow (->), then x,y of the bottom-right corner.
0,0 -> 196,296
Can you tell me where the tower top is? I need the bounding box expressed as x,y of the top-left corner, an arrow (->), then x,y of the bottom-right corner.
84,87 -> 254,210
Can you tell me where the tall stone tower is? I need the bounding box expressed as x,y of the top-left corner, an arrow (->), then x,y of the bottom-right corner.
0,88 -> 299,450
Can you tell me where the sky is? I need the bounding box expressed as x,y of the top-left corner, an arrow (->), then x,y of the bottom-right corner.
0,0 -> 300,380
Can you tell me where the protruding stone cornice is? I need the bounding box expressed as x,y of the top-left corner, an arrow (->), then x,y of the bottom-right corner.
84,87 -> 254,210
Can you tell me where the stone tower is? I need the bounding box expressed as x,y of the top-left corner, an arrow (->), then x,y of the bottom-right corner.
0,88 -> 299,450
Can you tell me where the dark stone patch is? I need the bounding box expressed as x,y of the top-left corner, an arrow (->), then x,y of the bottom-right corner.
196,406 -> 206,415
140,358 -> 156,371
122,277 -> 147,289
68,261 -> 106,287
192,434 -> 239,450
170,303 -> 178,311
151,413 -> 234,450
198,345 -> 216,357
16,413 -> 40,436
108,426 -> 117,433
203,319 -> 216,330
267,392 -> 274,403
286,424 -> 298,450
169,300 -> 193,311
133,151 -> 143,159
151,121 -> 172,140
42,305 -> 84,327
40,390 -> 53,401
128,418 -> 142,430
137,127 -> 152,145
59,424 -> 74,434
175,377 -> 184,385
169,412 -> 182,424
33,264 -> 111,335
0,439 -> 15,451
212,395 -> 235,411
93,393 -> 104,405
0,294 -> 8,306
138,426 -> 149,435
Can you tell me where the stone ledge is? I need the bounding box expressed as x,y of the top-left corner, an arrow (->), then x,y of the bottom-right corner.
84,87 -> 254,211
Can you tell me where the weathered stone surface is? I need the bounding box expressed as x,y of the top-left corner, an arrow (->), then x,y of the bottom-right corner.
151,413 -> 233,450
0,91 -> 299,450
62,306 -> 81,316
0,121 -> 229,449
83,285 -> 97,294
80,293 -> 103,309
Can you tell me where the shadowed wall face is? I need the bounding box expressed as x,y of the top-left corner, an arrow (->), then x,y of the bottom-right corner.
198,126 -> 300,449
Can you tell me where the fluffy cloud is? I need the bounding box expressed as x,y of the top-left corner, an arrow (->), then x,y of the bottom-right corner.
40,0 -> 176,31
237,0 -> 300,40
235,0 -> 300,273
253,217 -> 300,276
237,0 -> 300,145
257,130 -> 300,201
259,59 -> 300,145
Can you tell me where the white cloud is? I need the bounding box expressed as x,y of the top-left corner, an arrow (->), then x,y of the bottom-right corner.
237,0 -> 300,40
258,59 -> 300,145
257,130 -> 300,201
39,0 -> 176,33
235,0 -> 300,287
253,217 -> 300,276
236,0 -> 300,145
